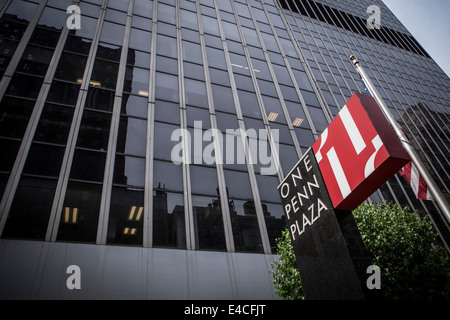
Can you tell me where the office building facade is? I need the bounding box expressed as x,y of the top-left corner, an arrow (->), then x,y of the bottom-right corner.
0,0 -> 448,299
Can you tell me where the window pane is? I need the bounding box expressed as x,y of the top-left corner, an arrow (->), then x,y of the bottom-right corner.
238,90 -> 261,118
47,81 -> 80,105
154,122 -> 180,161
3,177 -> 56,240
211,85 -> 235,113
34,104 -> 74,145
76,110 -> 111,150
113,155 -> 145,187
153,190 -> 186,248
229,199 -> 263,253
54,52 -> 88,83
154,100 -> 179,124
153,160 -> 183,192
107,186 -> 144,245
23,143 -> 65,177
90,59 -> 119,90
0,97 -> 34,139
17,45 -> 53,76
85,87 -> 115,112
6,74 -> 42,99
121,94 -> 148,118
57,182 -> 102,243
190,165 -> 219,196
155,72 -> 179,102
185,78 -> 208,108
192,194 -> 226,251
263,202 -> 286,253
69,149 -> 106,182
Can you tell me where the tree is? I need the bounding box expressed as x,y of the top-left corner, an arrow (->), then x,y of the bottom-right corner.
270,201 -> 450,300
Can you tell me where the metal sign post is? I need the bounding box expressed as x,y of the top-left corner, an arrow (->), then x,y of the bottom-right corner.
349,55 -> 450,225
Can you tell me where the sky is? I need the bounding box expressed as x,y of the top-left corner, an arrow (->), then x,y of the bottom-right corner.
382,0 -> 450,78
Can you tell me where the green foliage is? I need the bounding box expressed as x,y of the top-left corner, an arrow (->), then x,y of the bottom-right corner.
269,229 -> 304,300
270,201 -> 450,300
353,201 -> 450,300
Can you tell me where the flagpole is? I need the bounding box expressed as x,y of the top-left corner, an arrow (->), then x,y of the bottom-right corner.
349,55 -> 450,224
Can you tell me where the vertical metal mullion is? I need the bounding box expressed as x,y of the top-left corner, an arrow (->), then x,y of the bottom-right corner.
175,0 -> 195,251
48,0 -> 110,242
96,0 -> 135,245
195,0 -> 235,253
144,0 -> 159,249
0,0 -> 48,98
0,0 -> 11,17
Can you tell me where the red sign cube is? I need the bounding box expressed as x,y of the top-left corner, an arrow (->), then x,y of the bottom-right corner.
312,93 -> 410,210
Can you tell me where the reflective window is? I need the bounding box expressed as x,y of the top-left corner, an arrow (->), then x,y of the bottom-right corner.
156,55 -> 178,75
238,90 -> 261,118
154,122 -> 180,161
55,52 -> 88,83
154,100 -> 179,125
58,182 -> 102,243
155,72 -> 179,102
17,45 -> 53,76
153,160 -> 183,193
116,116 -> 147,157
99,21 -> 125,46
153,190 -> 186,248
3,177 -> 56,240
263,202 -> 286,253
192,194 -> 227,251
0,97 -> 34,139
121,94 -> 148,119
76,110 -> 111,150
6,74 -> 42,99
23,143 -> 64,177
90,59 -> 119,90
185,78 -> 208,108
70,149 -> 107,182
190,165 -> 219,196
308,106 -> 328,132
113,155 -> 145,187
129,28 -> 152,52
0,139 -> 20,172
211,85 -> 235,113
107,186 -> 144,245
124,66 -> 149,95
182,41 -> 202,64
85,87 -> 115,111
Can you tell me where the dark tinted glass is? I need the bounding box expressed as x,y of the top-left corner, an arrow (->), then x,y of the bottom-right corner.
2,177 -> 56,240
57,182 -> 101,243
107,186 -> 144,245
34,104 -> 74,145
76,110 -> 111,150
0,97 -> 34,139
192,194 -> 227,251
153,190 -> 186,248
